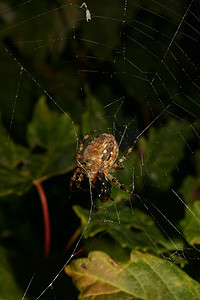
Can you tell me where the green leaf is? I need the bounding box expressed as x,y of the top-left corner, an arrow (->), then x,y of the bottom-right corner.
141,120 -> 192,189
116,120 -> 193,192
0,246 -> 23,300
73,204 -> 183,253
179,149 -> 200,245
81,86 -> 109,135
0,122 -> 33,196
0,122 -> 30,169
180,200 -> 200,245
179,176 -> 200,204
65,250 -> 200,300
27,95 -> 76,151
0,96 -> 78,196
0,167 -> 33,196
27,96 -> 78,180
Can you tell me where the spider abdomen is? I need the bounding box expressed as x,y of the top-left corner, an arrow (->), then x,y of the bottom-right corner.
70,131 -> 134,202
83,134 -> 119,179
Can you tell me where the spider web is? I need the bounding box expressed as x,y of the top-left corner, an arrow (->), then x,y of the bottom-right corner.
0,0 -> 200,299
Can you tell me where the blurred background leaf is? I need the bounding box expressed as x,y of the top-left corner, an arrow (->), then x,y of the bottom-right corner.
0,246 -> 23,300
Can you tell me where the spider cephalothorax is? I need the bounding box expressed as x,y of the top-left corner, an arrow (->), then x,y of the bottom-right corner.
70,131 -> 136,202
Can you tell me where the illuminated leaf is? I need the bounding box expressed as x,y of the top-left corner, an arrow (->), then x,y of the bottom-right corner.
73,204 -> 183,253
66,250 -> 200,300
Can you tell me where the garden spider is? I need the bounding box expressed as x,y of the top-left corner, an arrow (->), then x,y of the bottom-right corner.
70,130 -> 137,202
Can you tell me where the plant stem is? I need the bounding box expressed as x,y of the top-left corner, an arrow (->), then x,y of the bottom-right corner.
34,180 -> 51,257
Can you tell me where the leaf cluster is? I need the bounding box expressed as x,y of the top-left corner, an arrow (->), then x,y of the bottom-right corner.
0,95 -> 200,299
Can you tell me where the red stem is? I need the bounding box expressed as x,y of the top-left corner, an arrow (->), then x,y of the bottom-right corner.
34,180 -> 51,257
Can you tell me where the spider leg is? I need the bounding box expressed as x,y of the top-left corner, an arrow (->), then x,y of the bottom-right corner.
114,138 -> 137,167
77,173 -> 96,190
70,167 -> 82,191
106,171 -> 141,201
70,166 -> 96,193
75,173 -> 85,189
77,129 -> 98,160
76,173 -> 96,192
106,173 -> 133,195
113,166 -> 124,171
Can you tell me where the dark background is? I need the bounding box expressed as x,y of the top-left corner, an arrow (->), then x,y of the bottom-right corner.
0,0 -> 200,299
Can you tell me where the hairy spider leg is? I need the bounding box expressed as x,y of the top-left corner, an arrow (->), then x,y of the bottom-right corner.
70,167 -> 82,191
70,166 -> 91,191
106,172 -> 141,201
77,129 -> 99,160
114,138 -> 138,167
70,164 -> 96,192
106,172 -> 133,195
75,172 -> 85,189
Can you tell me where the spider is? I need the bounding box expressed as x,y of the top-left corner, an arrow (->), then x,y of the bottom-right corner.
70,130 -> 137,202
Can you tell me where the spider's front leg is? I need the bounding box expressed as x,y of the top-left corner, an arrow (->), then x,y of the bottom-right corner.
70,167 -> 82,191
70,165 -> 95,193
70,165 -> 89,192
112,164 -> 124,171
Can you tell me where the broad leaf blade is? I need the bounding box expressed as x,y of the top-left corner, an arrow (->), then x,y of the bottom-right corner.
81,86 -> 109,135
117,120 -> 193,192
0,167 -> 32,196
180,200 -> 200,245
27,96 -> 78,179
73,205 -> 183,253
0,122 -> 30,169
65,250 -> 200,300
0,96 -> 78,196
0,247 -> 23,300
27,96 -> 76,151
0,122 -> 33,196
179,149 -> 200,245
